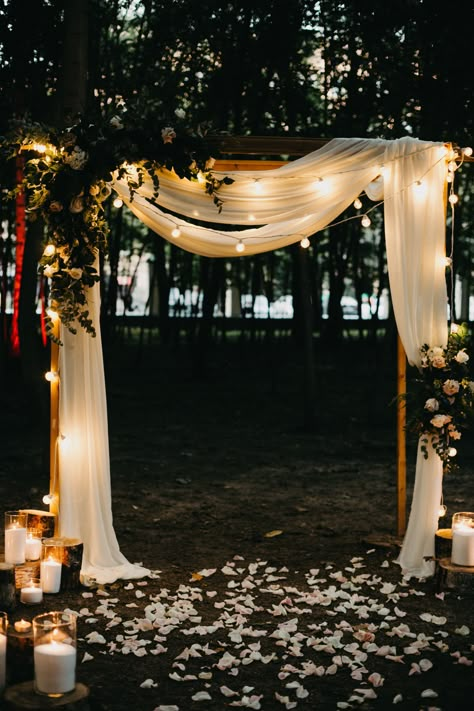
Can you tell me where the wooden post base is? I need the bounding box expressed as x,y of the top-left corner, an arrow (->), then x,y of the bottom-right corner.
4,682 -> 90,710
436,557 -> 474,595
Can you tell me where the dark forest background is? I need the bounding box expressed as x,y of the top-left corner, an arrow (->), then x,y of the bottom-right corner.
0,0 -> 473,436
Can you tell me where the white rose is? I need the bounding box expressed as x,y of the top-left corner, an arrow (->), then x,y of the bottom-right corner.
455,349 -> 469,364
430,414 -> 452,428
443,379 -> 460,396
429,346 -> 444,358
161,126 -> 176,144
431,355 -> 446,369
424,398 -> 439,412
68,268 -> 83,280
110,115 -> 124,130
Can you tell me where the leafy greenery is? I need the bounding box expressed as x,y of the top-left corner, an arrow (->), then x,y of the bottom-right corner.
1,108 -> 223,340
406,324 -> 474,473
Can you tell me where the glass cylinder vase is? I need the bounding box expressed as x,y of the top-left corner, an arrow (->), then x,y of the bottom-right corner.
4,511 -> 28,565
40,540 -> 62,594
451,512 -> 474,567
33,611 -> 76,697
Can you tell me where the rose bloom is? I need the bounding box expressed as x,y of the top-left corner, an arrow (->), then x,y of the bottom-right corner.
43,265 -> 57,278
161,126 -> 176,144
68,267 -> 83,280
455,349 -> 469,364
49,200 -> 63,212
424,398 -> 439,412
431,355 -> 446,368
430,414 -> 452,428
448,427 -> 462,440
69,195 -> 85,213
443,379 -> 460,396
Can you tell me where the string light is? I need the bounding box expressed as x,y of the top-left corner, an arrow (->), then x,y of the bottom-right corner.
446,173 -> 453,183
361,214 -> 371,228
300,237 -> 310,249
32,143 -> 47,154
447,160 -> 458,172
445,256 -> 453,268
43,244 -> 56,257
353,198 -> 362,210
448,193 -> 459,206
235,240 -> 245,253
45,371 -> 59,383
448,447 -> 457,457
171,226 -> 181,238
113,197 -> 123,208
42,493 -> 54,505
462,146 -> 473,157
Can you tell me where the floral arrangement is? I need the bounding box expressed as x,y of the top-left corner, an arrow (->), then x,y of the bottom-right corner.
406,324 -> 474,472
1,106 -> 231,342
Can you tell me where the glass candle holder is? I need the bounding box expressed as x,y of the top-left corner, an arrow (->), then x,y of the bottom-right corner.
25,529 -> 42,561
40,541 -> 62,594
4,511 -> 28,565
20,578 -> 43,605
33,611 -> 76,697
0,611 -> 8,694
451,512 -> 474,567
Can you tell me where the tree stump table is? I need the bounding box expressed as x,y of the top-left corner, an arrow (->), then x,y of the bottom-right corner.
4,682 -> 90,710
436,557 -> 474,595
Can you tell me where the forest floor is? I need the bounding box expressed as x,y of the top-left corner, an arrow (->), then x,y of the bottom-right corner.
1,332 -> 474,711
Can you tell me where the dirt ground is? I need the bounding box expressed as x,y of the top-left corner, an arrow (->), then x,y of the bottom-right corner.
1,334 -> 474,710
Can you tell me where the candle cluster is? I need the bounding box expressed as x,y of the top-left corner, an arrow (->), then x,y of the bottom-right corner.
4,513 -> 42,566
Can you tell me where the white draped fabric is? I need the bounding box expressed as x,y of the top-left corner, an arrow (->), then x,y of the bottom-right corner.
57,136 -> 449,583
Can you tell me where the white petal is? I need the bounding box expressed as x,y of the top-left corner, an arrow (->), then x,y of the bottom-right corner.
191,691 -> 212,701
421,689 -> 438,698
393,694 -> 403,704
81,652 -> 94,663
140,678 -> 158,688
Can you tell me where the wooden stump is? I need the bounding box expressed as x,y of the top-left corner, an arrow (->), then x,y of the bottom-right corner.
14,563 -> 41,591
19,511 -> 56,539
436,557 -> 474,595
42,539 -> 83,591
4,682 -> 90,710
435,528 -> 452,559
0,562 -> 17,611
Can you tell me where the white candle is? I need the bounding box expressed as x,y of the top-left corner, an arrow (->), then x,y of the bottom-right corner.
0,633 -> 6,693
452,525 -> 474,566
4,525 -> 27,564
25,534 -> 42,561
21,582 -> 43,604
40,559 -> 62,593
34,642 -> 76,695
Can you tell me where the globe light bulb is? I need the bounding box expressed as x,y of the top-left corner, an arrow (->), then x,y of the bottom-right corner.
448,160 -> 457,172
300,237 -> 310,249
446,172 -> 453,183
42,493 -> 54,505
445,256 -> 453,268
113,197 -> 124,208
236,240 -> 245,253
462,146 -> 473,157
361,215 -> 371,228
448,193 -> 459,205
353,198 -> 362,210
45,371 -> 59,383
448,447 -> 457,457
171,227 -> 181,238
438,504 -> 447,517
43,244 -> 56,257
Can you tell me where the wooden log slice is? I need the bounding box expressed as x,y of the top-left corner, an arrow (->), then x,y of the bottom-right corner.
42,538 -> 83,591
19,511 -> 56,539
4,682 -> 90,710
435,528 -> 452,559
436,557 -> 474,595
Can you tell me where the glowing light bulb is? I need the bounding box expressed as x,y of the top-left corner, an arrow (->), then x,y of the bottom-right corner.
300,237 -> 310,249
448,447 -> 457,457
235,240 -> 245,253
45,371 -> 59,383
46,308 -> 59,321
462,146 -> 473,157
32,143 -> 47,153
197,172 -> 205,184
438,504 -> 447,517
445,256 -> 453,268
378,164 -> 388,177
43,244 -> 56,257
448,160 -> 457,172
113,197 -> 123,208
413,180 -> 427,197
446,172 -> 453,183
171,226 -> 181,238
42,494 -> 54,505
448,193 -> 459,205
353,198 -> 362,210
361,215 -> 371,228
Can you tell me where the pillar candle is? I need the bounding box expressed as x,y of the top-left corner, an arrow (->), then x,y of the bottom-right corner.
21,582 -> 43,605
40,559 -> 61,594
5,525 -> 27,564
25,534 -> 42,561
34,642 -> 76,695
452,526 -> 474,566
0,633 -> 6,693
